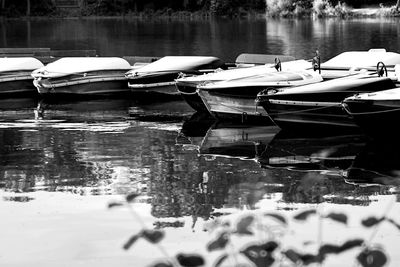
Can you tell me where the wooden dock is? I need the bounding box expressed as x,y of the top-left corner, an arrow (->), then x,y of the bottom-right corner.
0,48 -> 98,63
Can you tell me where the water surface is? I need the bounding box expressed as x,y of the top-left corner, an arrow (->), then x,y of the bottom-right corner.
1,17 -> 400,266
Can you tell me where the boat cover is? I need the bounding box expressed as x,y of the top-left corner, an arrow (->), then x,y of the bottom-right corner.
200,70 -> 323,89
126,56 -> 224,75
177,59 -> 311,84
32,57 -> 131,78
322,50 -> 400,69
0,57 -> 44,72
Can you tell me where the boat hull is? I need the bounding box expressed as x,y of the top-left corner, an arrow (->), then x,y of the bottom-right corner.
0,78 -> 37,95
127,72 -> 183,97
34,78 -> 129,96
256,76 -> 397,131
129,82 -> 179,96
0,71 -> 39,96
343,98 -> 400,137
175,82 -> 208,113
198,88 -> 273,124
259,99 -> 359,131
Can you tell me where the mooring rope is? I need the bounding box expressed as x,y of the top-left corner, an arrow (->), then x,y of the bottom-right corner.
342,104 -> 400,116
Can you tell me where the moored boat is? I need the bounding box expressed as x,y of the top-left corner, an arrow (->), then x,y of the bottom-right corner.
176,59 -> 310,113
317,48 -> 400,80
194,49 -> 400,124
342,87 -> 400,137
32,57 -> 132,96
197,70 -> 323,124
256,75 -> 397,130
0,57 -> 44,95
126,56 -> 225,97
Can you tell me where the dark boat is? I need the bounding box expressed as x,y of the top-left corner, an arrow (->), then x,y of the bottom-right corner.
256,75 -> 397,130
0,57 -> 44,96
126,56 -> 225,97
342,87 -> 400,137
32,57 -> 132,96
198,70 -> 323,124
175,55 -> 301,113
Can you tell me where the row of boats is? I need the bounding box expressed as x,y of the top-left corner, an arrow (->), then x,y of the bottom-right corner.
3,48 -> 400,137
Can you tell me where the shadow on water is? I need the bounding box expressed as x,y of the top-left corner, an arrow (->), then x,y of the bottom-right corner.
34,97 -> 133,122
0,96 -> 39,120
128,98 -> 195,123
345,138 -> 400,188
257,129 -> 368,174
198,122 -> 280,160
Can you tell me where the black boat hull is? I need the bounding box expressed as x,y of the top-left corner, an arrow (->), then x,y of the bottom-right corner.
343,98 -> 400,137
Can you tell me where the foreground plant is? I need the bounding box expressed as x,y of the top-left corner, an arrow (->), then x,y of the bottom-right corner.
109,193 -> 399,267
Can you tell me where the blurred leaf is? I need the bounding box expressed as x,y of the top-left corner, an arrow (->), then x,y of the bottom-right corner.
319,239 -> 364,257
142,229 -> 165,244
283,249 -> 321,265
264,213 -> 287,225
151,262 -> 174,267
386,218 -> 400,230
241,242 -> 277,267
107,201 -> 124,209
283,249 -> 301,263
357,249 -> 387,267
126,192 -> 140,203
293,209 -> 317,221
214,254 -> 228,267
362,217 -> 385,228
207,231 -> 230,251
176,253 -> 205,267
236,215 -> 254,235
324,212 -> 348,225
123,233 -> 141,250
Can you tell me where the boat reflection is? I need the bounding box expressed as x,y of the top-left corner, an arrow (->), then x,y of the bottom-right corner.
345,139 -> 400,188
255,131 -> 394,206
198,122 -> 280,160
257,130 -> 368,175
176,112 -> 216,149
0,97 -> 39,120
34,97 -> 133,122
128,99 -> 194,122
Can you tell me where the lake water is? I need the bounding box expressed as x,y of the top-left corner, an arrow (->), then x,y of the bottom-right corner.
1,17 -> 400,267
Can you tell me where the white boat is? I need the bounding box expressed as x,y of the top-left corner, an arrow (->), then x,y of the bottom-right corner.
178,49 -> 400,115
257,75 -> 397,130
255,49 -> 400,129
32,57 -> 132,96
126,56 -> 225,96
197,69 -> 323,124
342,87 -> 400,137
176,59 -> 311,113
319,48 -> 400,79
0,57 -> 44,95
